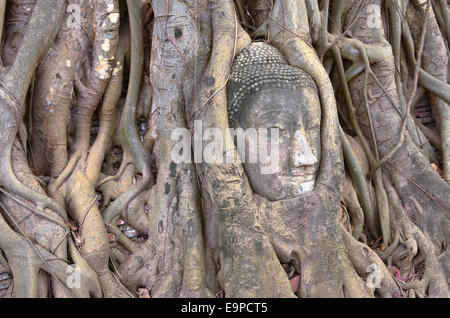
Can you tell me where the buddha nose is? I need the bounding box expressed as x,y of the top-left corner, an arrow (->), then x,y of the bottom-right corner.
291,129 -> 317,167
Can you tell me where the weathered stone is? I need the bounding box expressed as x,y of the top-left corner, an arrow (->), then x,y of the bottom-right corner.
227,42 -> 321,201
227,42 -> 317,124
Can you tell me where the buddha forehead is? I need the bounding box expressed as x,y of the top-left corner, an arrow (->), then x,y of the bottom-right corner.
227,42 -> 317,126
239,87 -> 320,127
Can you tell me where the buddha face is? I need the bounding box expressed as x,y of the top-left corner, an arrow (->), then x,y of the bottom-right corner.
237,87 -> 321,201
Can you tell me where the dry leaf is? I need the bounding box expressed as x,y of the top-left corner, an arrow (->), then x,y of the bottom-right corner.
431,163 -> 443,176
137,288 -> 150,298
289,275 -> 300,293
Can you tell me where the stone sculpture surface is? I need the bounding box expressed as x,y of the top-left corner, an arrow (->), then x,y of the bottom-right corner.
227,42 -> 321,201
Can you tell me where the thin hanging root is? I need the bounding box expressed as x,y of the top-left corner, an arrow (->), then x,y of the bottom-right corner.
332,47 -> 375,164
340,128 -> 377,238
191,3 -> 244,123
0,105 -> 68,224
0,0 -> 5,51
87,45 -> 125,184
412,1 -> 450,184
0,1 -> 66,210
365,1 -> 431,247
342,179 -> 366,241
383,176 -> 450,297
431,0 -> 445,36
0,186 -> 68,255
97,152 -> 134,188
102,156 -> 151,229
437,0 -> 450,46
0,150 -> 68,222
331,1 -> 406,246
121,188 -> 150,234
106,221 -> 139,254
304,0 -> 321,45
0,250 -> 10,273
103,0 -> 153,226
389,0 -> 405,112
373,172 -> 390,246
249,0 -> 273,30
414,118 -> 443,151
388,0 -> 427,150
49,151 -> 85,194
0,202 -> 75,297
0,187 -> 67,232
401,16 -> 450,105
376,230 -> 401,260
369,0 -> 430,179
234,0 -> 246,25
333,47 -> 384,241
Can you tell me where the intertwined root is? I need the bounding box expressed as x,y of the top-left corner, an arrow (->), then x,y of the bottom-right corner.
342,227 -> 401,297
383,178 -> 450,298
0,209 -> 102,298
0,0 -> 449,298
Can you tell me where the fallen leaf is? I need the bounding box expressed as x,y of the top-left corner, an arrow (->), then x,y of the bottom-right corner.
108,233 -> 116,242
289,275 -> 300,293
216,290 -> 224,298
431,164 -> 443,176
137,288 -> 150,298
71,231 -> 84,247
68,221 -> 78,231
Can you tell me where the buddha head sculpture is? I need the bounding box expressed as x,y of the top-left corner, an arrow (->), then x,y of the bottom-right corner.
227,42 -> 321,201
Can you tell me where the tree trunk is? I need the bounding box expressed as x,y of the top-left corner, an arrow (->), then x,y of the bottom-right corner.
0,0 -> 448,298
